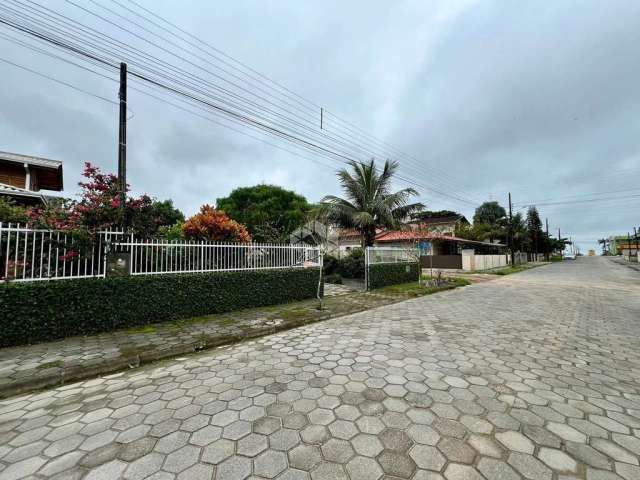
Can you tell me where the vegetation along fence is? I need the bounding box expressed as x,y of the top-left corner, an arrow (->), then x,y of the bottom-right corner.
365,246 -> 420,290
0,223 -> 322,282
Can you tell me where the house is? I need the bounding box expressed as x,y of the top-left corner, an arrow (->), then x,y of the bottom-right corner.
0,151 -> 64,205
407,214 -> 469,236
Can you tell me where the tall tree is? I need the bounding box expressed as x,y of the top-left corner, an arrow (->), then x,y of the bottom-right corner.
320,159 -> 424,247
525,206 -> 544,255
216,185 -> 311,242
472,201 -> 507,243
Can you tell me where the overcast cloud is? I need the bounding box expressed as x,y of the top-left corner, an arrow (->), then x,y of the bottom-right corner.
1,0 -> 639,252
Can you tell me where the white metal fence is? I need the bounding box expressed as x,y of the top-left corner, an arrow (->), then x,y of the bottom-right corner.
0,223 -> 124,282
365,246 -> 419,290
118,239 -> 321,275
0,223 -> 321,282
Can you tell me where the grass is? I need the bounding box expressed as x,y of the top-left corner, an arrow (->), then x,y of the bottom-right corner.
477,263 -> 544,276
377,277 -> 470,297
36,359 -> 64,370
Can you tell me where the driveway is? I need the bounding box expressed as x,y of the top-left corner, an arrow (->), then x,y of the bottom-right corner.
1,257 -> 639,480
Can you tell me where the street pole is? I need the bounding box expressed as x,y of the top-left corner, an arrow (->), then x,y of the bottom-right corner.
634,227 -> 638,262
545,218 -> 549,261
118,62 -> 128,229
628,232 -> 632,261
508,192 -> 514,265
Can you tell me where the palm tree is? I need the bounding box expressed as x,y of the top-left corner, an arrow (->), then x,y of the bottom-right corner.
321,159 -> 424,247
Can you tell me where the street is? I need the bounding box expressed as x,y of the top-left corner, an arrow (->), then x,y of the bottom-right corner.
1,257 -> 639,480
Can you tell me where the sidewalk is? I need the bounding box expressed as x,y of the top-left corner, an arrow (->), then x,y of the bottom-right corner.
0,281 -> 468,399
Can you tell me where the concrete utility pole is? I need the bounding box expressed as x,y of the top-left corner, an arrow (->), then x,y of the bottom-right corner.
118,62 -> 128,228
508,192 -> 515,265
545,218 -> 550,261
635,227 -> 639,261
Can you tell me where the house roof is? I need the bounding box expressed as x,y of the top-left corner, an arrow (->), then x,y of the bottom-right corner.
0,151 -> 64,191
375,230 -> 505,248
0,182 -> 47,202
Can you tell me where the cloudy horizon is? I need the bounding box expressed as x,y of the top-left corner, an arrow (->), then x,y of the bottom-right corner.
1,0 -> 639,252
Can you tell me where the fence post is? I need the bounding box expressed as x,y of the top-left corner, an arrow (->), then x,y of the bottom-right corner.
364,247 -> 369,291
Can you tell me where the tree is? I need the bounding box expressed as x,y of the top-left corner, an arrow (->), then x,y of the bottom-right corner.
412,210 -> 461,220
182,205 -> 251,243
27,163 -> 182,238
216,185 -> 311,242
472,201 -> 507,243
320,159 -> 424,247
525,206 -> 543,255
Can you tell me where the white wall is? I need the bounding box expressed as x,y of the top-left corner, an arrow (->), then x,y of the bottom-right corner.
462,249 -> 508,271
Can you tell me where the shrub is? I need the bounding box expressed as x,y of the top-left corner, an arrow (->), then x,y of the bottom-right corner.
368,262 -> 419,289
324,273 -> 343,284
0,268 -> 321,348
323,254 -> 340,275
338,248 -> 365,278
182,205 -> 251,243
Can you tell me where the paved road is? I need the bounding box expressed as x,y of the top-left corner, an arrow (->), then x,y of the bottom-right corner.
1,257 -> 639,480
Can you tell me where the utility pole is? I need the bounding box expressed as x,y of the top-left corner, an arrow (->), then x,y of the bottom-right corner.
628,232 -> 632,261
634,227 -> 639,262
320,107 -> 323,130
508,192 -> 514,265
118,62 -> 128,229
545,218 -> 549,261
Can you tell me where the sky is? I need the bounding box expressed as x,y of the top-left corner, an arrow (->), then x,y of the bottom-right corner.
1,0 -> 639,253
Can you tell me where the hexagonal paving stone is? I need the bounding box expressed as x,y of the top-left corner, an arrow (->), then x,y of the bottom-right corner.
321,438 -> 355,463
346,455 -> 383,480
216,455 -> 252,480
254,449 -> 288,478
310,461 -> 348,480
308,409 -> 335,426
409,444 -> 446,471
537,447 -> 578,473
477,457 -> 520,480
189,425 -> 222,446
270,428 -> 302,451
328,420 -> 358,440
495,430 -> 535,454
380,429 -> 414,452
288,444 -> 322,471
443,463 -> 485,480
202,438 -> 235,464
237,433 -> 268,457
437,437 -> 476,464
351,433 -> 384,457
377,450 -> 417,478
508,452 -> 552,480
253,416 -> 282,435
162,445 -> 200,473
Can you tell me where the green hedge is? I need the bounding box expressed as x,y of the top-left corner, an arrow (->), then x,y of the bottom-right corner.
368,262 -> 420,290
0,268 -> 321,348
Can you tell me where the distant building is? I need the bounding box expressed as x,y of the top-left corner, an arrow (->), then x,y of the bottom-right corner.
0,151 -> 64,206
407,214 -> 469,236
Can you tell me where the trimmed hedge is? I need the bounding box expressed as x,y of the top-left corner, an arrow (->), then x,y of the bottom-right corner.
368,262 -> 420,290
0,268 -> 321,348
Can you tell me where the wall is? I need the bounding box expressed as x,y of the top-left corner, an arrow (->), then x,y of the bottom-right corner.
461,249 -> 508,271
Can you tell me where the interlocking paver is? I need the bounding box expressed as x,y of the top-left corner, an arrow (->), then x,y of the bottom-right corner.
1,259 -> 640,480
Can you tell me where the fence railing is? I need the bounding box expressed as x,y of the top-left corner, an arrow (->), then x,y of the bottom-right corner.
0,223 -> 124,282
366,246 -> 418,265
116,239 -> 321,275
0,223 -> 321,282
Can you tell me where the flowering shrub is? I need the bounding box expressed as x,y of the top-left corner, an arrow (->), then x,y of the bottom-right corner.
182,205 -> 251,243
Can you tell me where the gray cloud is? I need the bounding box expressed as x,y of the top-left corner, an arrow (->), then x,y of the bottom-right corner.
1,0 -> 639,252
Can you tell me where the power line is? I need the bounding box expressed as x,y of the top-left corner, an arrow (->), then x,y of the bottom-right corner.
0,5 -> 479,207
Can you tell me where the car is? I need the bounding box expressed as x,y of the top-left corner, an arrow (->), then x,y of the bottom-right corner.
563,252 -> 576,260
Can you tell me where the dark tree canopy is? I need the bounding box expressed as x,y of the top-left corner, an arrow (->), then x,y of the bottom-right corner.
412,210 -> 462,220
473,201 -> 507,226
216,184 -> 311,242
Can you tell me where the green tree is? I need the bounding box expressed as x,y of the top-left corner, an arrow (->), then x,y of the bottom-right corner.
0,197 -> 29,224
412,210 -> 461,220
472,201 -> 507,243
216,185 -> 311,242
525,206 -> 544,255
320,159 -> 424,247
